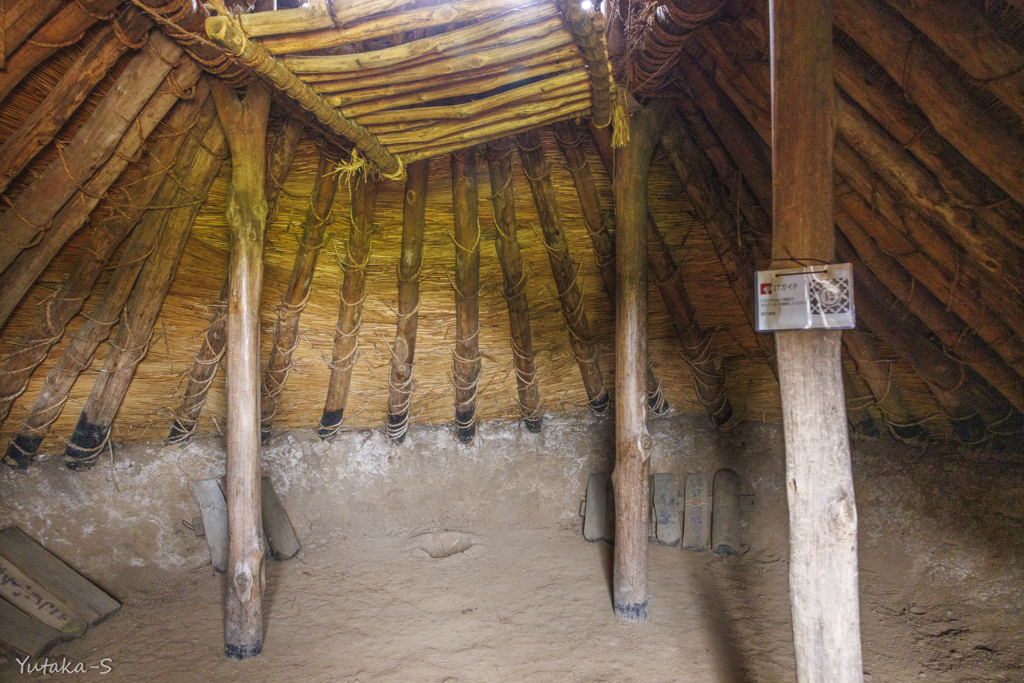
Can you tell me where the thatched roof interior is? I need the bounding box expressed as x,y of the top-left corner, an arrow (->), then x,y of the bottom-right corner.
2,0 -> 1023,461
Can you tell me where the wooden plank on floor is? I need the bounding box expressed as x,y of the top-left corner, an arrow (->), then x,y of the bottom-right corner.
651,473 -> 681,546
0,554 -> 87,639
583,473 -> 609,542
0,597 -> 62,657
0,527 -> 119,626
189,479 -> 228,573
682,473 -> 710,551
261,477 -> 300,561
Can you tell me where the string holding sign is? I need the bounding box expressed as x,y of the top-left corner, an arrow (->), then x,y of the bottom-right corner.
755,264 -> 855,332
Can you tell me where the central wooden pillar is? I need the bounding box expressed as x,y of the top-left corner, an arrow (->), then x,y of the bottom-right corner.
770,0 -> 864,680
611,100 -> 670,621
210,80 -> 271,660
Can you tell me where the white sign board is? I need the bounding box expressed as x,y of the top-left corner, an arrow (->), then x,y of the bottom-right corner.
756,263 -> 855,332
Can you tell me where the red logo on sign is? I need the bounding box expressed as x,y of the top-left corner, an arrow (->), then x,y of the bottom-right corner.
760,283 -> 772,295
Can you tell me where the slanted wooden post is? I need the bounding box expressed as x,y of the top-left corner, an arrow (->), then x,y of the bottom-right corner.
770,0 -> 863,679
485,137 -> 543,431
553,119 -> 667,415
610,100 -> 670,621
451,148 -> 482,444
260,145 -> 340,443
169,116 -> 303,444
516,129 -> 608,413
210,79 -> 272,660
318,173 -> 380,439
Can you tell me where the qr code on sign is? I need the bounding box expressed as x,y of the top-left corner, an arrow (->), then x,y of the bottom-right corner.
809,278 -> 851,315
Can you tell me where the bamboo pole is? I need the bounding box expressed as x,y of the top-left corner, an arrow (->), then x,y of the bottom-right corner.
394,99 -> 591,157
0,8 -> 153,197
63,115 -> 228,468
168,116 -> 305,444
2,99 -> 221,468
450,148 -> 482,443
0,87 -> 210,435
842,328 -> 924,441
310,26 -> 573,94
552,120 -> 668,415
260,147 -> 340,443
282,3 -> 559,75
610,100 -> 670,622
770,0 -> 863,678
516,128 -> 608,413
329,48 -> 583,114
317,175 -> 380,439
204,15 -> 402,178
0,31 -> 184,275
836,211 -> 1024,416
0,0 -> 121,101
590,122 -> 733,424
485,138 -> 543,432
833,0 -> 1024,210
260,0 -> 536,53
386,160 -> 429,444
0,58 -> 204,331
209,79 -> 272,661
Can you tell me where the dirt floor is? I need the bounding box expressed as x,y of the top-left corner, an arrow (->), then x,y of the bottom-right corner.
0,414 -> 1022,681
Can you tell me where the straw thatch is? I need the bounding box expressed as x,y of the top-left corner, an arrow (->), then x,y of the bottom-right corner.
3,0 -> 1024,460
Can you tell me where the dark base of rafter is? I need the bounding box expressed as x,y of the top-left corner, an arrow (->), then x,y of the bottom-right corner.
647,390 -> 670,416
614,600 -> 649,622
524,417 -> 543,433
889,423 -> 926,443
316,409 -> 344,441
951,414 -> 988,447
709,402 -> 734,429
387,411 -> 408,445
589,393 -> 610,415
166,420 -> 194,445
455,409 -> 476,444
3,434 -> 43,470
260,429 -> 273,446
850,418 -> 881,440
224,641 -> 262,660
63,416 -> 109,471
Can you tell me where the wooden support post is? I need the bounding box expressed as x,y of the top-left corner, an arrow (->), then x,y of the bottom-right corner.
591,122 -> 732,426
317,174 -> 380,439
0,31 -> 184,275
553,120 -> 668,416
770,0 -> 863,679
610,100 -> 670,622
0,8 -> 153,196
210,79 -> 272,660
0,59 -> 203,331
0,88 -> 209,434
451,148 -> 482,443
485,138 -> 543,432
62,115 -> 229,469
3,99 -> 219,468
516,129 -> 608,413
169,117 -> 304,444
385,160 -> 429,443
260,147 -> 340,443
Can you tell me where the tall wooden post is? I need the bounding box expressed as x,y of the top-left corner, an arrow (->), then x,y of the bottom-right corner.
611,100 -> 670,621
451,148 -> 482,444
386,159 -> 429,444
210,80 -> 271,660
770,1 -> 864,680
